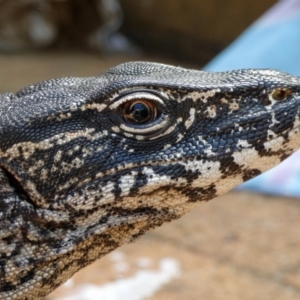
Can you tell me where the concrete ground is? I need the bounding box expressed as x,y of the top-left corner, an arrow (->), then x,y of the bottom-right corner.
1,53 -> 300,300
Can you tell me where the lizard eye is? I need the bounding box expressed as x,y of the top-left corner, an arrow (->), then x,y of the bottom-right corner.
122,99 -> 160,124
270,88 -> 292,101
109,91 -> 170,138
110,91 -> 164,126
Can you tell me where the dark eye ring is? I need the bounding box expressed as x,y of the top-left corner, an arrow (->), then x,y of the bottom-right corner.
270,88 -> 292,101
122,99 -> 160,124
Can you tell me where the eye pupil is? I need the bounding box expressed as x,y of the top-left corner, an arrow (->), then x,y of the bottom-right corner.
123,99 -> 159,124
130,103 -> 150,123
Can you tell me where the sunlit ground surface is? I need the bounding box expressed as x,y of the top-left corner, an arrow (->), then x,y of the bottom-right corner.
46,191 -> 300,300
1,53 -> 300,300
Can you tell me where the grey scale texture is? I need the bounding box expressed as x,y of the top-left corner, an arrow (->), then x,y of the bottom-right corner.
0,61 -> 299,299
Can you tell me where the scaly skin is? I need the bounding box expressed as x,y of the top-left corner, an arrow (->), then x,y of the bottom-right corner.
0,62 -> 299,299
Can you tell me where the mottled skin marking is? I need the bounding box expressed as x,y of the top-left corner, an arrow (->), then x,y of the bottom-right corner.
0,62 -> 300,299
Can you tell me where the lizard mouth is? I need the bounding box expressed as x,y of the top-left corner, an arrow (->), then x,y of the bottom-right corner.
63,125 -> 300,204
4,123 -> 300,209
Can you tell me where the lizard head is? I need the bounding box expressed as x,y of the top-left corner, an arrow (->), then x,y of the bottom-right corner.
0,62 -> 299,297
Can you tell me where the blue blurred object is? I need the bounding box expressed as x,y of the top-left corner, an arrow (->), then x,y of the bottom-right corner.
204,0 -> 300,197
205,0 -> 300,76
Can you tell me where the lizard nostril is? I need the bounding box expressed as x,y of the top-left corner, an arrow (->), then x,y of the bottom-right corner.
270,88 -> 292,101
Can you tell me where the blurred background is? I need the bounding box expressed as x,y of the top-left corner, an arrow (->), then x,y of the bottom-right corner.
1,0 -> 300,299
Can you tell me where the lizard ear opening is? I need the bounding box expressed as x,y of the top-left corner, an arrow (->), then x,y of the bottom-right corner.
1,166 -> 36,207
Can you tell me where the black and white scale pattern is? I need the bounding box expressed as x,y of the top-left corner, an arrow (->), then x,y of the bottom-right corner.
0,61 -> 300,299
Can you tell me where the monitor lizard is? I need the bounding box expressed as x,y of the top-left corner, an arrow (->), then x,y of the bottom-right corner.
0,61 -> 299,299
